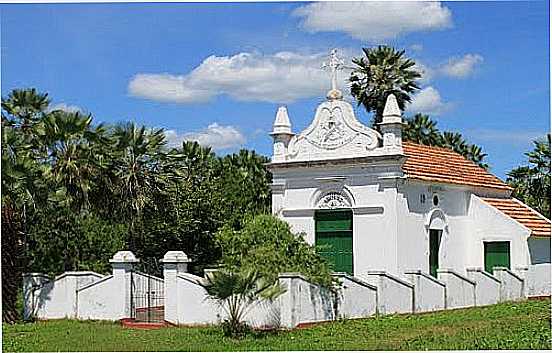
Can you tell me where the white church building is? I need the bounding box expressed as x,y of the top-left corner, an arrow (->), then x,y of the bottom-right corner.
23,51 -> 551,327
267,59 -> 550,282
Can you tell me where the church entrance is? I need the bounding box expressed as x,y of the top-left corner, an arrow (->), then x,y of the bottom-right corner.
315,209 -> 353,275
429,229 -> 442,278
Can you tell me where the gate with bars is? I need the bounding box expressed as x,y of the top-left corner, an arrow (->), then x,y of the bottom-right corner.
129,257 -> 165,323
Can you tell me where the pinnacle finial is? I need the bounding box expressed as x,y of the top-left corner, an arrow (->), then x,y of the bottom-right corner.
271,106 -> 293,135
383,94 -> 401,119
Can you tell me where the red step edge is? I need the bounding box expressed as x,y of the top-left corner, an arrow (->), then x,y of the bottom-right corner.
120,318 -> 175,329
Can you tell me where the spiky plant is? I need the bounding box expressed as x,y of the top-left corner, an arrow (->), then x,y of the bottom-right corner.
350,46 -> 421,127
203,269 -> 285,338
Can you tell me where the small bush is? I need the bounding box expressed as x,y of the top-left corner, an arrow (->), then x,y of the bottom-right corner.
215,214 -> 336,288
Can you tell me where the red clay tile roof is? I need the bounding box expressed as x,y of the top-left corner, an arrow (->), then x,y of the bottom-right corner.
402,142 -> 512,191
481,197 -> 551,237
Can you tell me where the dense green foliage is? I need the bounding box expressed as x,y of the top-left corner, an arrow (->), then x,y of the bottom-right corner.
209,214 -> 335,336
216,215 -> 335,288
1,88 -> 272,322
3,299 -> 550,351
350,46 -> 421,126
507,134 -> 551,217
403,113 -> 488,168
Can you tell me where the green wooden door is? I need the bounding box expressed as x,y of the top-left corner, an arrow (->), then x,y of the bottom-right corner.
484,242 -> 510,273
315,209 -> 353,275
429,229 -> 442,278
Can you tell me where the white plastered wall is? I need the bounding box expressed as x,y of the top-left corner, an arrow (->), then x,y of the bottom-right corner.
274,164 -> 402,278
467,195 -> 531,270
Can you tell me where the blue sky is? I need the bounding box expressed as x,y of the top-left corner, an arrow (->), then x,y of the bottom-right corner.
1,1 -> 549,178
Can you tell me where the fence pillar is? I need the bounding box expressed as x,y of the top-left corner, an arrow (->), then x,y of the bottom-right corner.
161,251 -> 191,324
109,251 -> 139,319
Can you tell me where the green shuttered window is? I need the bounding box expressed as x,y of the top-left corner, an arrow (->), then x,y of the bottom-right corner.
315,209 -> 353,275
484,241 -> 510,274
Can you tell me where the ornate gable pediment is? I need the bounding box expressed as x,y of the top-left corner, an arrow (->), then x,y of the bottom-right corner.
286,99 -> 381,162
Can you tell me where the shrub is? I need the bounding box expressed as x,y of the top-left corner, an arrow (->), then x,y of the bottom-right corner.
215,214 -> 335,288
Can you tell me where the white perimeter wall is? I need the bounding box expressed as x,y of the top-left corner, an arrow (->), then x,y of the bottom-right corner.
494,267 -> 524,301
519,264 -> 551,297
405,270 -> 446,312
333,274 -> 377,320
362,271 -> 414,314
23,272 -> 104,320
438,269 -> 476,309
466,268 -> 501,306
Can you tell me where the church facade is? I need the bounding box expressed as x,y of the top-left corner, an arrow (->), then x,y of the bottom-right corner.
267,80 -> 550,281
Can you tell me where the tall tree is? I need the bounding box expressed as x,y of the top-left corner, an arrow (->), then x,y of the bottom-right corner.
110,122 -> 167,251
507,134 -> 551,217
1,88 -> 51,323
40,111 -> 105,211
350,46 -> 421,126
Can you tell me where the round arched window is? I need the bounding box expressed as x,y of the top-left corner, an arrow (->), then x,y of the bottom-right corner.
433,194 -> 439,206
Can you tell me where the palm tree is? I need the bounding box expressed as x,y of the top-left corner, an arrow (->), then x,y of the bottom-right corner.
40,110 -> 105,211
507,134 -> 551,217
1,124 -> 45,323
441,131 -> 467,154
2,88 -> 50,133
464,144 -> 488,169
350,46 -> 421,127
1,88 -> 51,322
203,269 -> 284,337
403,114 -> 441,146
110,122 -> 167,250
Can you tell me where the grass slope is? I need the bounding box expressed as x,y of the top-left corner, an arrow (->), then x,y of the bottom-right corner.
3,299 -> 550,351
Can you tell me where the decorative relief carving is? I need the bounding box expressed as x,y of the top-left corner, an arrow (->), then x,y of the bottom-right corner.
317,191 -> 351,209
306,107 -> 357,150
286,100 -> 381,161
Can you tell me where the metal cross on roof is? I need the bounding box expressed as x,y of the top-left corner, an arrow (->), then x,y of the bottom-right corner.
322,48 -> 344,91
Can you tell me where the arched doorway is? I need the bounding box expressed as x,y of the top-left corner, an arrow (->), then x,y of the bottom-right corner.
427,209 -> 447,278
314,190 -> 354,275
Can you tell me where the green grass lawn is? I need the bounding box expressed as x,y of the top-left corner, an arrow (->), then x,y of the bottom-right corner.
3,299 -> 550,351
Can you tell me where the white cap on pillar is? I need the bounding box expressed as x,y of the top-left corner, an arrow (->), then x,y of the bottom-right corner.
109,251 -> 139,264
160,251 -> 191,263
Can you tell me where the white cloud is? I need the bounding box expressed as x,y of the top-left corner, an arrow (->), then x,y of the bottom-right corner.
439,54 -> 483,78
165,123 -> 246,151
407,86 -> 450,115
128,74 -> 212,103
293,2 -> 452,41
415,53 -> 484,83
410,44 -> 424,52
129,51 -> 353,104
47,102 -> 83,113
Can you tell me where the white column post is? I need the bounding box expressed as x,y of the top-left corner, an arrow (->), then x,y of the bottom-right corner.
109,251 -> 139,319
161,251 -> 191,325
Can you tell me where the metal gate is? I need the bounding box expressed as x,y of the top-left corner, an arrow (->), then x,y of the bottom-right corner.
130,257 -> 164,323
